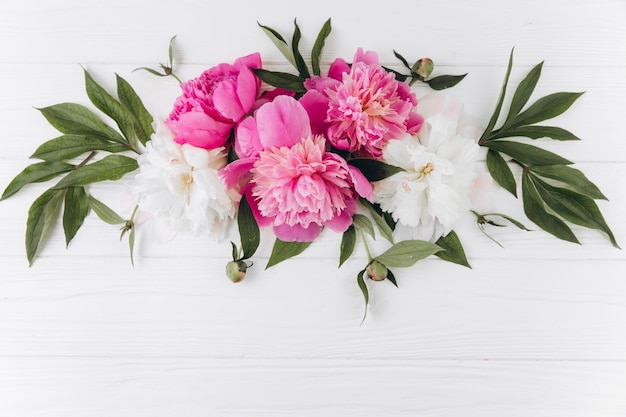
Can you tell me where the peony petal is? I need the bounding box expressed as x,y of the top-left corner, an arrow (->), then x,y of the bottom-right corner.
234,52 -> 262,71
353,47 -> 379,65
245,189 -> 274,228
235,65 -> 260,115
219,157 -> 257,190
299,90 -> 330,136
406,112 -> 425,134
213,79 -> 246,122
256,95 -> 311,149
328,58 -> 350,80
273,222 -> 322,242
323,209 -> 353,233
167,112 -> 232,149
235,116 -> 263,158
347,165 -> 374,201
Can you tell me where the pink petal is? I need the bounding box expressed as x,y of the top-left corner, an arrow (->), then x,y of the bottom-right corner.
236,65 -> 260,115
323,209 -> 353,233
167,112 -> 232,149
348,165 -> 373,201
406,112 -> 424,134
353,48 -> 379,65
273,222 -> 322,242
304,75 -> 341,93
213,79 -> 246,122
328,58 -> 350,80
256,95 -> 312,149
245,189 -> 274,228
235,116 -> 263,158
219,157 -> 257,189
299,90 -> 330,136
235,52 -> 262,71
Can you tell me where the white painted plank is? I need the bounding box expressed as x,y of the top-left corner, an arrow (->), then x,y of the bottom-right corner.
0,358 -> 625,417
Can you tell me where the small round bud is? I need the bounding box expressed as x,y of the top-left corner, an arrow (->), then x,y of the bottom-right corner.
412,58 -> 434,79
366,260 -> 388,282
226,260 -> 247,283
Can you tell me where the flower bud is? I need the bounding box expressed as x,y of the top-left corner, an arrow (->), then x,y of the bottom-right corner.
366,260 -> 388,282
226,260 -> 247,283
412,58 -> 434,79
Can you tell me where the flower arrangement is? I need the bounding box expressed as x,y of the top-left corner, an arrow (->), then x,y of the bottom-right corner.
3,19 -> 618,318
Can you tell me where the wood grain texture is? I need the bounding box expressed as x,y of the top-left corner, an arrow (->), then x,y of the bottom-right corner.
1,0 -> 625,416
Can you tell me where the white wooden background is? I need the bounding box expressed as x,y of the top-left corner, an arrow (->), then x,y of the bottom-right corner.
1,1 -> 625,416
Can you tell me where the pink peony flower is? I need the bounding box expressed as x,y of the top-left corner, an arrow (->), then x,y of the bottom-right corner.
221,95 -> 372,242
166,53 -> 262,149
302,48 -> 423,158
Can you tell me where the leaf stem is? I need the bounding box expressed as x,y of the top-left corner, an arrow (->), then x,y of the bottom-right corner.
359,229 -> 373,262
76,151 -> 97,169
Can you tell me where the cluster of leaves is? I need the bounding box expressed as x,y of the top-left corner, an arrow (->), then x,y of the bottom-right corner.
2,71 -> 153,265
387,51 -> 467,90
134,35 -> 183,84
479,49 -> 618,248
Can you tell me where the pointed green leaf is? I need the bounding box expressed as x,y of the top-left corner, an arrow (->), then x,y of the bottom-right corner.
251,69 -> 306,92
238,194 -> 260,260
480,48 -> 515,142
38,103 -> 125,143
88,195 -> 124,225
258,22 -> 297,68
356,268 -> 369,324
2,162 -> 74,200
133,67 -> 167,77
63,186 -> 90,246
426,73 -> 467,90
339,225 -> 356,267
311,18 -> 331,76
490,125 -> 580,141
531,176 -> 618,248
26,188 -> 65,265
481,212 -> 531,231
530,165 -> 606,200
116,74 -> 154,146
486,140 -> 572,166
291,19 -> 310,79
53,155 -> 138,189
382,66 -> 409,82
486,149 -> 517,197
230,241 -> 239,261
521,172 -> 579,243
386,268 -> 398,288
84,69 -> 136,146
30,134 -> 129,162
352,213 -> 375,238
266,239 -> 312,269
348,158 -> 404,181
393,50 -> 412,71
361,199 -> 394,243
435,230 -> 471,268
375,240 -> 442,268
505,61 -> 543,123
168,35 -> 176,66
511,92 -> 584,128
128,225 -> 136,267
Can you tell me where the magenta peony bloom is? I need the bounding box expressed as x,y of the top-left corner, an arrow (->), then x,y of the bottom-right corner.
166,53 -> 262,149
302,48 -> 423,158
221,95 -> 372,242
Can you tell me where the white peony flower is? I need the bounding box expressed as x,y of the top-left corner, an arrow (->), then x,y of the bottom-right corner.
133,120 -> 238,240
373,94 -> 479,242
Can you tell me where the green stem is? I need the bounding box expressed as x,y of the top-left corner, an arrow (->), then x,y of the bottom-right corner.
76,151 -> 97,169
171,73 -> 183,84
359,229 -> 373,262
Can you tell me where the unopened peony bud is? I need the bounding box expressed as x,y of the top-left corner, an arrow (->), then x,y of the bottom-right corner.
412,58 -> 434,79
226,260 -> 247,283
366,260 -> 388,282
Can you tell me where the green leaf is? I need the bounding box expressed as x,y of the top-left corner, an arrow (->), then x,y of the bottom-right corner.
361,199 -> 394,243
386,269 -> 398,288
505,61 -> 543,123
521,172 -> 579,243
237,194 -> 260,260
38,103 -> 125,143
266,239 -> 312,269
311,18 -> 331,76
375,240 -> 443,268
426,73 -> 467,90
133,67 -> 167,77
490,125 -> 581,141
63,186 -> 90,246
356,268 -> 369,324
486,149 -> 517,197
251,69 -> 306,93
26,188 -> 65,266
529,165 -> 606,200
291,19 -> 310,79
531,176 -> 618,248
485,140 -> 572,166
129,225 -> 136,267
257,22 -> 297,68
393,50 -> 412,71
230,241 -> 239,261
88,195 -> 124,225
339,225 -> 356,267
116,74 -> 154,146
480,212 -> 531,231
434,231 -> 471,268
382,66 -> 409,82
84,69 -> 136,146
480,48 -> 514,142
348,158 -> 404,181
352,213 -> 375,238
2,162 -> 74,200
511,92 -> 584,128
30,134 -> 129,162
53,155 -> 138,189
168,35 -> 176,66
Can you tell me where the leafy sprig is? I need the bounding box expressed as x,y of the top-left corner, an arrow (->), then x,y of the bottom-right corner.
479,49 -> 618,248
133,35 -> 183,84
387,51 -> 467,90
2,71 -> 152,264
